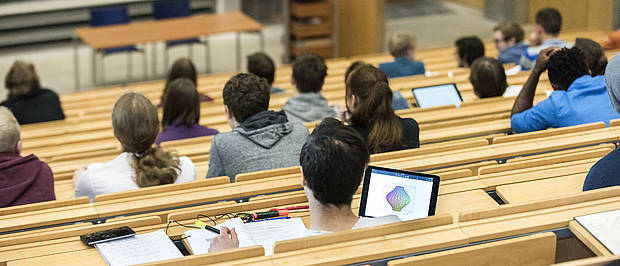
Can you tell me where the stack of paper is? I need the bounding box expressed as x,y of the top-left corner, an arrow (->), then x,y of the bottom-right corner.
94,230 -> 183,265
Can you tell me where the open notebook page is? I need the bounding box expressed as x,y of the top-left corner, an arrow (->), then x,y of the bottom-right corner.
575,209 -> 620,254
94,230 -> 183,266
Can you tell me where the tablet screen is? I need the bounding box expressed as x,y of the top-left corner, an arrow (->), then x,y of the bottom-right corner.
412,84 -> 462,108
359,167 -> 439,221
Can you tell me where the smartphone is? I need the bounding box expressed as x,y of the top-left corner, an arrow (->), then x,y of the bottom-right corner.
80,226 -> 136,246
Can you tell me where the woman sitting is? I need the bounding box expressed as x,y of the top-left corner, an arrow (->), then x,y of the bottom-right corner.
344,65 -> 420,153
161,58 -> 212,105
74,92 -> 195,201
156,78 -> 219,144
469,57 -> 508,98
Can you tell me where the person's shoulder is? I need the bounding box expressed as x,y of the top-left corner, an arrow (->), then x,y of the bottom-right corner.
592,148 -> 620,171
399,117 -> 419,128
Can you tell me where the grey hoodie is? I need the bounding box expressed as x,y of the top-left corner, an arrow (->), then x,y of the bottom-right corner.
605,52 -> 620,113
206,111 -> 309,181
281,92 -> 339,124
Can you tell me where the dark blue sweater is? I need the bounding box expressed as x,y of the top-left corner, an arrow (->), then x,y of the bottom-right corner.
583,148 -> 620,191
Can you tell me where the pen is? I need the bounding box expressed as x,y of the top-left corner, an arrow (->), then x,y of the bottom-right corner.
194,220 -> 221,234
269,205 -> 309,212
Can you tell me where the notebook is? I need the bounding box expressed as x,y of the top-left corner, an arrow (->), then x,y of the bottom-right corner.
412,83 -> 463,108
574,209 -> 620,254
94,230 -> 183,266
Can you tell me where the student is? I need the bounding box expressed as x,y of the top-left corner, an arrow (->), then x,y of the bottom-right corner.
162,58 -> 212,105
347,61 -> 410,110
520,8 -> 572,70
469,57 -> 508,98
455,36 -> 485,68
583,52 -> 620,191
493,22 -> 529,65
206,73 -> 309,181
1,60 -> 64,125
0,107 -> 55,207
511,47 -> 620,133
208,118 -> 400,252
247,52 -> 284,94
156,78 -> 219,145
345,65 -> 419,153
379,32 -> 425,78
74,93 -> 195,201
281,53 -> 339,123
574,38 -> 607,76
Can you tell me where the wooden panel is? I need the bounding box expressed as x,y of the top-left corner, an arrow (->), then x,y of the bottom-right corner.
568,220 -> 614,256
587,0 -> 614,31
495,173 -> 587,204
528,0 -> 589,31
338,0 -> 385,56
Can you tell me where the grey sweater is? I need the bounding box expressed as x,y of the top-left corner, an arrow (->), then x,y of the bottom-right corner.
206,111 -> 309,181
282,92 -> 339,124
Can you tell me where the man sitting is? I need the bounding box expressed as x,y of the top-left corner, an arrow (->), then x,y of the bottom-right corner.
247,52 -> 285,94
455,36 -> 485,68
206,73 -> 309,182
493,22 -> 528,65
208,118 -> 399,252
281,53 -> 339,123
379,32 -> 425,78
511,47 -> 620,133
520,8 -> 572,69
0,107 -> 55,207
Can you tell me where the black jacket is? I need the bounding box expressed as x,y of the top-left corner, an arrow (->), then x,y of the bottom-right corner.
1,88 -> 65,124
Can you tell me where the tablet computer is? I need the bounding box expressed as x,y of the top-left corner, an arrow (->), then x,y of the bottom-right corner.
358,166 -> 440,221
412,83 -> 463,108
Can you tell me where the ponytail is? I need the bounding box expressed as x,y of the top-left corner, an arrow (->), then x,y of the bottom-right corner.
130,146 -> 181,187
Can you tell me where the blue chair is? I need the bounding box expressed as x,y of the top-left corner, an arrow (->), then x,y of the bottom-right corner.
152,0 -> 210,74
89,5 -> 147,84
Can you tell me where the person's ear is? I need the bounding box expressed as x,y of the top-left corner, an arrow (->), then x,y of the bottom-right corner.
224,106 -> 238,129
508,37 -> 517,46
300,167 -> 307,187
15,140 -> 22,154
291,75 -> 296,86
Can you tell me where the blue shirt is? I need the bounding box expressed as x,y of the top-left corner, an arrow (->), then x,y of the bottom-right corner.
519,38 -> 572,70
583,148 -> 620,191
511,75 -> 620,133
498,43 -> 528,65
379,57 -> 425,78
392,91 -> 410,111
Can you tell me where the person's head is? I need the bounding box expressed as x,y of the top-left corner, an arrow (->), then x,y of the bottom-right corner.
388,31 -> 416,59
344,61 -> 367,84
469,57 -> 508,98
546,47 -> 588,90
161,78 -> 200,131
535,8 -> 562,38
247,52 -> 276,85
575,38 -> 607,76
167,58 -> 197,86
455,36 -> 485,68
300,118 -> 370,207
0,107 -> 21,154
493,22 -> 524,52
222,73 -> 270,127
346,65 -> 403,153
4,60 -> 41,97
604,52 -> 620,113
112,92 -> 180,187
292,53 -> 327,93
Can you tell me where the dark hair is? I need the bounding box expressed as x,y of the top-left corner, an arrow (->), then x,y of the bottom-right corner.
493,22 -> 524,43
455,36 -> 485,67
546,47 -> 588,90
164,58 -> 197,104
161,78 -> 200,131
536,8 -> 562,35
247,52 -> 276,85
222,73 -> 270,123
5,60 -> 41,97
112,92 -> 180,187
469,57 -> 508,98
346,65 -> 403,153
344,61 -> 367,84
575,38 -> 607,76
300,117 -> 370,206
292,53 -> 327,93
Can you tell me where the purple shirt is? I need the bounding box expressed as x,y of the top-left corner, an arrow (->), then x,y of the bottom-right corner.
156,119 -> 219,145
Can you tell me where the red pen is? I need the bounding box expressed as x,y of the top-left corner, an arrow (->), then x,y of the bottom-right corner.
269,205 -> 309,212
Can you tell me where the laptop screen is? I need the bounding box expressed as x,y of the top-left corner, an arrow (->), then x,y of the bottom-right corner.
359,166 -> 439,221
412,83 -> 463,108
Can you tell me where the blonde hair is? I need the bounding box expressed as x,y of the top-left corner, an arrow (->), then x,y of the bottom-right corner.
0,107 -> 20,153
5,60 -> 41,97
112,92 -> 181,187
388,32 -> 415,58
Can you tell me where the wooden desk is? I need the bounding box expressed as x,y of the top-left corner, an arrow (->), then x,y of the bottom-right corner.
495,173 -> 588,204
568,220 -> 614,256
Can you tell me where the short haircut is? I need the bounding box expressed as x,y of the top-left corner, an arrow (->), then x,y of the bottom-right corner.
575,38 -> 607,76
292,53 -> 327,93
4,60 -> 41,97
535,8 -> 562,35
0,107 -> 20,153
469,57 -> 508,98
546,47 -> 588,90
300,118 -> 370,206
455,36 -> 485,67
493,22 -> 525,43
247,52 -> 276,85
222,73 -> 270,123
167,58 -> 197,86
161,78 -> 200,131
388,31 -> 415,58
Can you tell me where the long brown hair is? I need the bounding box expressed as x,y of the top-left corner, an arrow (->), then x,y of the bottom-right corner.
161,78 -> 200,131
112,92 -> 181,187
346,65 -> 403,153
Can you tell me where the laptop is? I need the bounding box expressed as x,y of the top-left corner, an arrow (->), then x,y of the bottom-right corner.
412,83 -> 463,108
359,166 -> 440,221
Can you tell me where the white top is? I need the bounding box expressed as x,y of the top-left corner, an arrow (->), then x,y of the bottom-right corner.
74,152 -> 195,202
308,215 -> 401,235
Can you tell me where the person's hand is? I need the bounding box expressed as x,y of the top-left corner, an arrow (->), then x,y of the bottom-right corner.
72,167 -> 87,186
532,47 -> 560,75
208,227 -> 239,253
338,105 -> 351,124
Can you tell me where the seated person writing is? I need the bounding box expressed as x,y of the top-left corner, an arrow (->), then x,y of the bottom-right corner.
208,118 -> 399,252
0,107 -> 55,207
511,47 -> 620,133
469,57 -> 508,98
207,73 -> 309,182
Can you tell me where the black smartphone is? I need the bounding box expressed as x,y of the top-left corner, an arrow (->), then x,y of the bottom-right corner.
80,226 -> 136,246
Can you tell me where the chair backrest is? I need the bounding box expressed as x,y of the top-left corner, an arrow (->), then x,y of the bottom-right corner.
152,0 -> 191,20
90,5 -> 130,27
